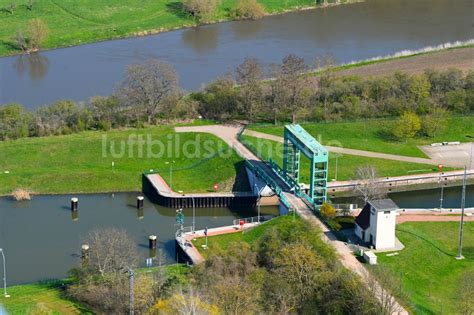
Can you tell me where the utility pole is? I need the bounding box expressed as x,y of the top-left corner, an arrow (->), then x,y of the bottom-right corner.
439,174 -> 444,211
456,166 -> 467,260
0,249 -> 9,298
192,196 -> 196,233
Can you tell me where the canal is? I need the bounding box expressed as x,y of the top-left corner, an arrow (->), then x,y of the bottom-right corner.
0,192 -> 276,285
0,0 -> 472,108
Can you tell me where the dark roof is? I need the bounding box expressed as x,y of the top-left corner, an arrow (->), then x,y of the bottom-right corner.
355,203 -> 371,230
369,199 -> 399,212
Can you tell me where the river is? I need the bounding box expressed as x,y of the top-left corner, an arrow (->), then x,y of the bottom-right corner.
0,0 -> 472,108
0,192 -> 277,285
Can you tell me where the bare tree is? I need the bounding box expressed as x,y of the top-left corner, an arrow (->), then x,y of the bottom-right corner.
354,165 -> 385,203
267,63 -> 286,125
27,18 -> 49,51
235,57 -> 263,123
116,59 -> 179,124
84,227 -> 139,277
280,54 -> 309,123
12,29 -> 28,53
183,0 -> 221,23
158,286 -> 218,314
367,267 -> 405,315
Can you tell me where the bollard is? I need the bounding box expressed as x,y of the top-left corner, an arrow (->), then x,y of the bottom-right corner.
149,235 -> 157,249
137,208 -> 144,220
81,244 -> 90,260
137,196 -> 144,209
71,197 -> 78,211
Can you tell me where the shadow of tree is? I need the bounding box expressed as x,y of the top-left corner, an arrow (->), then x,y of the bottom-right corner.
165,2 -> 190,19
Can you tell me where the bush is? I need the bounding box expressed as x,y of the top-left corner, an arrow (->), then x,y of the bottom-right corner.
320,203 -> 336,220
393,111 -> 421,142
183,0 -> 220,23
231,0 -> 265,20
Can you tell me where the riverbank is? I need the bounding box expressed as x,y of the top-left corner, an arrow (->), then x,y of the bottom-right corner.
0,0 -> 357,58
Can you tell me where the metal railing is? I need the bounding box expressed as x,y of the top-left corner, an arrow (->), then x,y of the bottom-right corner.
232,215 -> 273,226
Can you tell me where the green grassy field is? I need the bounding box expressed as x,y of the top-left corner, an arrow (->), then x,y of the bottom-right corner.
0,0 -> 328,57
0,280 -> 87,314
240,135 -> 448,181
192,214 -> 302,259
376,222 -> 474,314
250,116 -> 474,158
0,126 -> 245,195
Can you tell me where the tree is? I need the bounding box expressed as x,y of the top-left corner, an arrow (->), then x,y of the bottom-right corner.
354,165 -> 385,203
231,0 -> 266,20
235,57 -> 263,123
83,228 -> 139,277
194,75 -> 238,121
27,18 -> 49,51
116,59 -> 179,124
267,63 -> 286,125
154,286 -> 219,314
421,107 -> 449,137
12,29 -> 28,52
5,2 -> 16,14
280,54 -> 309,123
183,0 -> 220,23
319,202 -> 336,220
393,111 -> 421,142
27,0 -> 34,10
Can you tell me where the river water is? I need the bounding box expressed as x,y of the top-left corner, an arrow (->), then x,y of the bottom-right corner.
0,0 -> 472,108
0,192 -> 276,285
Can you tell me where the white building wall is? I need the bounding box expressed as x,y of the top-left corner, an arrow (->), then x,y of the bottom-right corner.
374,210 -> 396,249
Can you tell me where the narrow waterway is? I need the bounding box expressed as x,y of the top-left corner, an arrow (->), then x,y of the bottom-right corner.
332,185 -> 474,208
0,0 -> 472,108
0,192 -> 276,285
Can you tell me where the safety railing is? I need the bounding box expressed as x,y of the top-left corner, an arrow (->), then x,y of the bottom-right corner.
232,215 -> 273,226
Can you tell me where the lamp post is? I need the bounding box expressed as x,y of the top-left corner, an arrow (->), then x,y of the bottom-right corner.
165,161 -> 175,193
0,248 -> 10,298
438,174 -> 444,211
457,166 -> 467,260
333,153 -> 342,181
192,196 -> 196,233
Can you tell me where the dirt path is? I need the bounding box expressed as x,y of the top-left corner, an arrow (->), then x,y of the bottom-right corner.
397,214 -> 474,223
244,129 -> 444,166
337,47 -> 474,77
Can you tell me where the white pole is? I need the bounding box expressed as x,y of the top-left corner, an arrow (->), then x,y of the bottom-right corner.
335,154 -> 339,181
457,166 -> 467,260
192,196 -> 196,233
0,249 -> 8,298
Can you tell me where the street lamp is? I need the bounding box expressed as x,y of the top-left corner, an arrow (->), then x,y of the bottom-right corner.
254,183 -> 264,223
0,248 -> 10,298
165,161 -> 175,193
438,174 -> 444,211
191,196 -> 196,233
333,153 -> 342,181
457,166 -> 467,260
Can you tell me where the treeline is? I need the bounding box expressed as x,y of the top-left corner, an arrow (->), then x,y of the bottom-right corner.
1,55 -> 473,141
66,217 -> 401,314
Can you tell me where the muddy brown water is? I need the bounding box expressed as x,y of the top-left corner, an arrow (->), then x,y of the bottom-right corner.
0,0 -> 472,108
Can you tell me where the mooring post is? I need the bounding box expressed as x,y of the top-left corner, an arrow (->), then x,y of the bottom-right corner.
81,244 -> 89,260
71,197 -> 78,211
149,235 -> 157,249
137,196 -> 144,209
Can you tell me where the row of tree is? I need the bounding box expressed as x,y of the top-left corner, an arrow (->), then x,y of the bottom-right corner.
1,56 -> 473,141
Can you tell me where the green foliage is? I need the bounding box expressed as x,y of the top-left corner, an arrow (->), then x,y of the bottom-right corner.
183,0 -> 221,23
319,202 -> 336,219
420,107 -> 449,137
392,111 -> 421,142
230,0 -> 266,20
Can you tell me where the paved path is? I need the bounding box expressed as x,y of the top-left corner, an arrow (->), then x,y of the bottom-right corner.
397,214 -> 474,223
244,129 -> 443,166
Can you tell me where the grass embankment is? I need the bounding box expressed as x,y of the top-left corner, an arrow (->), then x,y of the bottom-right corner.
376,222 -> 474,314
0,0 -> 340,57
192,215 -> 301,259
0,126 -> 245,195
250,116 -> 474,158
0,264 -> 188,314
240,135 -> 449,181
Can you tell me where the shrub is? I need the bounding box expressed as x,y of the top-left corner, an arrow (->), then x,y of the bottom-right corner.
320,203 -> 336,220
231,0 -> 265,20
393,111 -> 421,142
27,18 -> 49,51
183,0 -> 220,23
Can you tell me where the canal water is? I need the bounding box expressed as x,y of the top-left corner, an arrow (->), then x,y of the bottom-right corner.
0,192 -> 276,285
0,0 -> 472,107
332,185 -> 474,208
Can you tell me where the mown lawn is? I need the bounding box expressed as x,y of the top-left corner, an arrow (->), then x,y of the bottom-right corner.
240,135 -> 448,181
250,116 -> 474,158
0,126 -> 245,195
0,280 -> 87,314
0,0 -> 327,57
192,214 -> 300,259
376,222 -> 474,314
